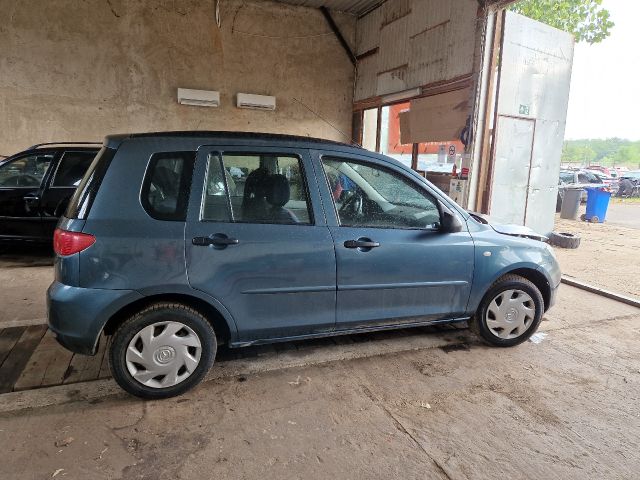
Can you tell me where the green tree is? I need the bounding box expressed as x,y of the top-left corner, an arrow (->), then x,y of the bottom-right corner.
511,0 -> 614,44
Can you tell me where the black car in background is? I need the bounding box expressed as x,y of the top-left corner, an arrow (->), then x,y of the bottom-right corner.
0,142 -> 100,243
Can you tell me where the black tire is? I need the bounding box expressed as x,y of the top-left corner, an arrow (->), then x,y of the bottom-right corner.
110,303 -> 216,399
548,231 -> 581,249
469,274 -> 544,347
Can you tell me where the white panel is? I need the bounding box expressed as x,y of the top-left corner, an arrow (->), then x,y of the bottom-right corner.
408,0 -> 451,37
407,23 -> 449,87
490,117 -> 535,226
491,11 -> 574,234
356,6 -> 381,54
355,0 -> 478,101
354,53 -> 378,101
446,0 -> 478,79
377,15 -> 409,72
381,0 -> 411,26
376,67 -> 409,96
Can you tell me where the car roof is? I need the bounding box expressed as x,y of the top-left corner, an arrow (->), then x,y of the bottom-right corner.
0,143 -> 101,163
105,131 -> 362,151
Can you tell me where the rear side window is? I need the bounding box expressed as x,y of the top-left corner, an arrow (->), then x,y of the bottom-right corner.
51,151 -> 96,187
200,152 -> 312,225
66,147 -> 116,219
141,152 -> 195,221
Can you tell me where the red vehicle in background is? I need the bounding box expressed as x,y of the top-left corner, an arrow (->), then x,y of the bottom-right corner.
585,165 -> 617,178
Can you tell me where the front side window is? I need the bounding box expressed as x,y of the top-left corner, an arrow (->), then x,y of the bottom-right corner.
322,157 -> 441,229
0,153 -> 55,188
141,152 -> 195,221
51,151 -> 96,187
201,152 -> 312,225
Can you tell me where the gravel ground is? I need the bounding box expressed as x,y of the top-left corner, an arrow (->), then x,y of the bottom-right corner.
554,207 -> 640,300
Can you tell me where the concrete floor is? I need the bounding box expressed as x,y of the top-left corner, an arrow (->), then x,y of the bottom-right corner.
1,230 -> 639,479
0,282 -> 639,479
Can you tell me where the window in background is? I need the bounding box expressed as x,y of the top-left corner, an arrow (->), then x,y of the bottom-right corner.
361,108 -> 378,152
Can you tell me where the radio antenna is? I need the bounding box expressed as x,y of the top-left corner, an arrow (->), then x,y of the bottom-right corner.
293,97 -> 362,147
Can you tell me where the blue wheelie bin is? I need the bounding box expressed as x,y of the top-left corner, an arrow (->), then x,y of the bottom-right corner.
584,187 -> 611,223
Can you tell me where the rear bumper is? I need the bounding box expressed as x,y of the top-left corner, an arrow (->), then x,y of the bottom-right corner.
47,281 -> 143,355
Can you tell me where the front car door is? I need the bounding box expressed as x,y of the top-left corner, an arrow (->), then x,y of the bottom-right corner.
313,150 -> 475,330
0,151 -> 56,241
40,150 -> 97,238
185,146 -> 336,343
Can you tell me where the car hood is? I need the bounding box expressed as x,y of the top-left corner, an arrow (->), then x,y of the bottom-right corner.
467,212 -> 548,242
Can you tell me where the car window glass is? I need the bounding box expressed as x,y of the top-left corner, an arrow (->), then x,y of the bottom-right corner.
51,151 -> 96,187
559,172 -> 574,184
0,153 -> 54,188
321,156 -> 441,229
201,152 -> 312,225
141,152 -> 195,221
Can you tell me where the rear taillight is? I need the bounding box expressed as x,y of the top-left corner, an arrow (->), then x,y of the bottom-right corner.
54,228 -> 96,256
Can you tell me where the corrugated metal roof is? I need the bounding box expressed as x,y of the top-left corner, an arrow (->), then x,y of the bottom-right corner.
274,0 -> 387,16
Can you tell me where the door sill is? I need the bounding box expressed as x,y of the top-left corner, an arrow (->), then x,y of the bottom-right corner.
229,316 -> 470,348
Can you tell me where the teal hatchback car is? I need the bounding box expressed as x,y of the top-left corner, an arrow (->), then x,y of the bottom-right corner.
48,132 -> 560,399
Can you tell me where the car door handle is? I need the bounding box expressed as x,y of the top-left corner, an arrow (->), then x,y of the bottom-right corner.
344,239 -> 380,249
192,235 -> 239,248
23,194 -> 40,202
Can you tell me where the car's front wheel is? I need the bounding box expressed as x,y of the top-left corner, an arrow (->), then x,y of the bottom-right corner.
110,303 -> 216,399
470,274 -> 544,347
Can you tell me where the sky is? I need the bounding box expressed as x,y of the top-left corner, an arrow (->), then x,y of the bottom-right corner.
564,0 -> 640,141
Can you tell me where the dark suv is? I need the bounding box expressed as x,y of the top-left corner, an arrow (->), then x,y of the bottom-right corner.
48,132 -> 560,399
0,142 -> 100,243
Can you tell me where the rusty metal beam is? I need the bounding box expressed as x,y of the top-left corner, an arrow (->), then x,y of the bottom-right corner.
320,6 -> 357,66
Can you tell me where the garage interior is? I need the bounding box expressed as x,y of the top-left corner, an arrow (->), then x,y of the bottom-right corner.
1,0 -> 571,234
1,1 -> 638,479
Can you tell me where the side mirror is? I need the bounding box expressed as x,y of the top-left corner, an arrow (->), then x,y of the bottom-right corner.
439,202 -> 463,233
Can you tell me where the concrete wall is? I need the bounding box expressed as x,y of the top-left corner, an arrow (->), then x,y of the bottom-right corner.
0,0 -> 356,154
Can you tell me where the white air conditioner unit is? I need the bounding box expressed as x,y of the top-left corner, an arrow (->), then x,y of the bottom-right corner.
236,93 -> 276,111
177,88 -> 220,107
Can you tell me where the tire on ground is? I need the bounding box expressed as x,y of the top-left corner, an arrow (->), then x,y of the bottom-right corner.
469,274 -> 544,348
548,231 -> 581,249
109,302 -> 217,399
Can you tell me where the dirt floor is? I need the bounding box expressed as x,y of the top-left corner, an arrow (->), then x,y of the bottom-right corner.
1,210 -> 639,479
604,199 -> 640,230
0,285 -> 639,479
0,246 -> 52,327
554,203 -> 640,300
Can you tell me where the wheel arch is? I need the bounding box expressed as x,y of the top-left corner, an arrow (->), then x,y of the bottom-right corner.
468,264 -> 552,315
103,293 -> 236,345
499,267 -> 551,312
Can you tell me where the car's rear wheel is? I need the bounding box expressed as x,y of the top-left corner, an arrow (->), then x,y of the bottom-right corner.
470,274 -> 544,347
110,303 -> 216,399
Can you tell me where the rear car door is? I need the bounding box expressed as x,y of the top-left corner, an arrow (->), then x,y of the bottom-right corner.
185,146 -> 336,343
314,151 -> 475,330
40,150 -> 97,238
0,152 -> 56,241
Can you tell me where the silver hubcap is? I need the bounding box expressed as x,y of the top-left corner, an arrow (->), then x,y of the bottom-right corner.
126,321 -> 202,388
485,289 -> 536,340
